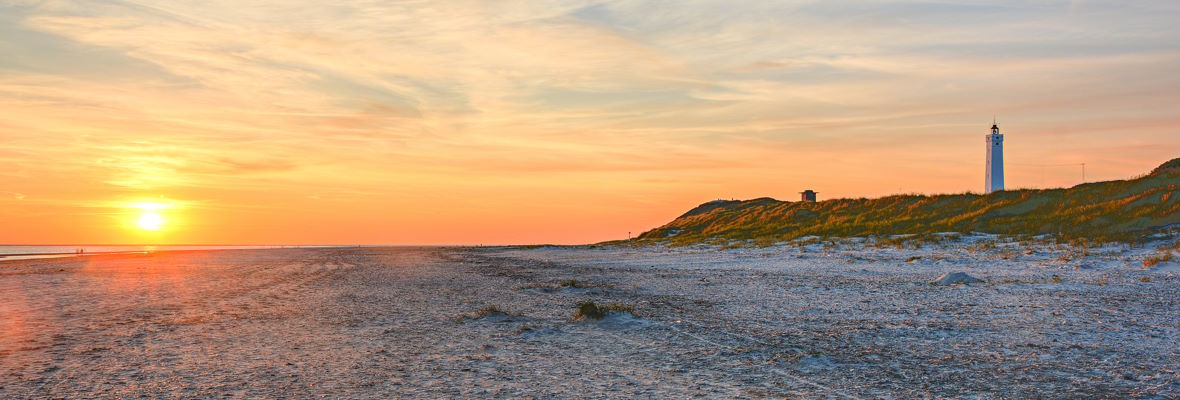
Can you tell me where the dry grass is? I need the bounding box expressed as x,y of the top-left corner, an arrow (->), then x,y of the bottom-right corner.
1143,252 -> 1174,268
474,305 -> 508,318
572,301 -> 634,321
521,279 -> 612,291
513,323 -> 536,334
456,305 -> 520,323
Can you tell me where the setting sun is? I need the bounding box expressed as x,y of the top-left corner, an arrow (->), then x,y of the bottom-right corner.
127,201 -> 174,233
136,212 -> 164,231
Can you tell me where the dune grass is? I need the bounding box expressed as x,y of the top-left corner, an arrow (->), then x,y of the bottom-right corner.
631,158 -> 1180,246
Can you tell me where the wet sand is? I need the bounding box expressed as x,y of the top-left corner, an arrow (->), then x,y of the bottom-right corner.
0,244 -> 1176,398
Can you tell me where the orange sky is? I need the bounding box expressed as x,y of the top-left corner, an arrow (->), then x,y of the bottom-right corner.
2,1 -> 1179,245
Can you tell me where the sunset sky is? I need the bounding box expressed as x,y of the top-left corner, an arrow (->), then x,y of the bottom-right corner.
2,1 -> 1179,245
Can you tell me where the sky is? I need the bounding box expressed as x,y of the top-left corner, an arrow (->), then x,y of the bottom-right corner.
1,0 -> 1179,245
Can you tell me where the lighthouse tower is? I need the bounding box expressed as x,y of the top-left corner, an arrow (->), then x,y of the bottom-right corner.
984,122 -> 1004,193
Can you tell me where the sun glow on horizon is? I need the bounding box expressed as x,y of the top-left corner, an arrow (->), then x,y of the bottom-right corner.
127,201 -> 174,233
130,201 -> 170,211
136,212 -> 164,231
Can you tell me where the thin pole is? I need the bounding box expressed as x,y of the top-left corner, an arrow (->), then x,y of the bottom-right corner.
1081,163 -> 1086,183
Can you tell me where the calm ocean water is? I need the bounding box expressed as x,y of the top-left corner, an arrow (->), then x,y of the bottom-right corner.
0,245 -> 292,260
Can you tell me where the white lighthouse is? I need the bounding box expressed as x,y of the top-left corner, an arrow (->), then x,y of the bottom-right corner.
984,122 -> 1004,193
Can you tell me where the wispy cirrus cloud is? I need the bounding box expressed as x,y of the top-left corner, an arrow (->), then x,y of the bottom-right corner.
1,0 -> 1178,244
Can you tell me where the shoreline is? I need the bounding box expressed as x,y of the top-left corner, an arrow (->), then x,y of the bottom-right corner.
0,245 -> 467,263
0,247 -> 290,262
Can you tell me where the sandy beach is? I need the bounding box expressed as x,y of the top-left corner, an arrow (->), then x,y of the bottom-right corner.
1,241 -> 1176,398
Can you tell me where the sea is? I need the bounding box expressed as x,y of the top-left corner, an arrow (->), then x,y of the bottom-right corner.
0,245 -> 295,261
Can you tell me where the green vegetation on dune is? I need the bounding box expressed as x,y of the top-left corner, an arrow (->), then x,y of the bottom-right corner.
635,158 -> 1180,245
